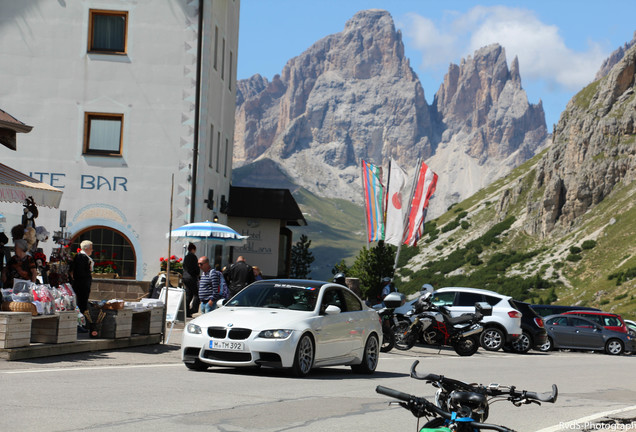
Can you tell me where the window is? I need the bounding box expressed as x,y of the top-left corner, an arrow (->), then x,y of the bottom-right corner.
456,292 -> 484,307
209,124 -> 214,168
216,131 -> 221,173
213,26 -> 219,70
221,38 -> 225,80
71,226 -> 136,278
229,51 -> 233,91
342,289 -> 362,312
88,10 -> 128,54
224,138 -> 229,177
432,292 -> 455,307
84,113 -> 123,156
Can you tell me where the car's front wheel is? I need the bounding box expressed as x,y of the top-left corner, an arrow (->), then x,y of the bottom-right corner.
480,327 -> 505,351
511,331 -> 532,354
292,334 -> 314,377
352,334 -> 379,374
605,338 -> 624,355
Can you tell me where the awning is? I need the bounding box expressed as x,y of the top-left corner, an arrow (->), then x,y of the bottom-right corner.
0,163 -> 63,208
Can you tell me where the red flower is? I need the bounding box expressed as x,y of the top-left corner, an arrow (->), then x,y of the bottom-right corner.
170,255 -> 176,260
94,252 -> 100,257
178,258 -> 183,262
77,248 -> 81,253
159,257 -> 164,262
112,252 -> 117,258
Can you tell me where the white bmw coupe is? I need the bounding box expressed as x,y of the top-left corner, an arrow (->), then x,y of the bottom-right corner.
181,279 -> 382,377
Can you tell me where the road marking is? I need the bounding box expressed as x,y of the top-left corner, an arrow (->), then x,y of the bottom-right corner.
1,363 -> 183,375
537,405 -> 636,432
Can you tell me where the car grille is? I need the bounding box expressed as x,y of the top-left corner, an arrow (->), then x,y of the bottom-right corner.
208,327 -> 227,338
228,328 -> 252,340
203,350 -> 252,362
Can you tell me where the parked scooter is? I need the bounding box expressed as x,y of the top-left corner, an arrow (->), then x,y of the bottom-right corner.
393,293 -> 492,356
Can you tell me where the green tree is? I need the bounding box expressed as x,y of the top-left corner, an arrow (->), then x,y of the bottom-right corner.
331,260 -> 349,277
290,234 -> 315,279
349,241 -> 395,300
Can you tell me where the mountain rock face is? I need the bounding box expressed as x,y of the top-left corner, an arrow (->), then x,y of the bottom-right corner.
594,31 -> 636,81
234,9 -> 547,216
529,44 -> 636,237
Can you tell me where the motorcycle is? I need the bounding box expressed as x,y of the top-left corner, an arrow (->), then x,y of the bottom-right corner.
376,360 -> 558,431
393,293 -> 491,356
374,292 -> 408,353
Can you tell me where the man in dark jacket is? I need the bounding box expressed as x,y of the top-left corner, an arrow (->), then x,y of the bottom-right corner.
72,240 -> 93,313
223,256 -> 254,297
181,243 -> 199,317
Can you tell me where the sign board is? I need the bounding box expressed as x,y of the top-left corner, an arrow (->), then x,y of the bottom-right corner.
159,287 -> 186,323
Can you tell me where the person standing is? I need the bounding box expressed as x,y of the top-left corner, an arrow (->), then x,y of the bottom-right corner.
5,239 -> 37,287
181,243 -> 200,317
72,240 -> 94,313
223,256 -> 255,298
197,256 -> 221,313
252,265 -> 263,281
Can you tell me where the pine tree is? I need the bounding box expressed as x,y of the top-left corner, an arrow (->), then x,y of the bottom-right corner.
290,234 -> 315,279
349,241 -> 395,300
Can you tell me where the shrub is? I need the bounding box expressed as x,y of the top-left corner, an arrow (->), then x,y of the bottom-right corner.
453,207 -> 464,213
569,246 -> 582,254
461,221 -> 470,230
600,299 -> 609,306
581,240 -> 597,250
614,293 -> 628,301
553,262 -> 565,269
441,220 -> 460,233
566,253 -> 582,262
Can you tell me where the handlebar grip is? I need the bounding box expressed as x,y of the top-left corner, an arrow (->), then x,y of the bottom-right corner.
525,384 -> 558,403
376,385 -> 413,402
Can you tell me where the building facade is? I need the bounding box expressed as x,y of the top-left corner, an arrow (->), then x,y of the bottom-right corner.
0,0 -> 240,280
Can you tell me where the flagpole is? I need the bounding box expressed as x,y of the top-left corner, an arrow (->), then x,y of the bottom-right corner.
163,173 -> 174,344
384,159 -> 391,233
360,160 -> 369,248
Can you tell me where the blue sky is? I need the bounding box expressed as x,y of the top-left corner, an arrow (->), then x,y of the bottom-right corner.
237,0 -> 635,128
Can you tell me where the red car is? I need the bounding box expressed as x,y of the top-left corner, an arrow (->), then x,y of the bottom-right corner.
563,311 -> 628,334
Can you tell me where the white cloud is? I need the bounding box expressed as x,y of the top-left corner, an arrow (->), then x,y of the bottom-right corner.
403,6 -> 606,91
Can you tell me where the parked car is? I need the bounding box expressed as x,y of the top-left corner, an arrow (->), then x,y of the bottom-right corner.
507,300 -> 548,353
562,310 -> 629,334
430,287 -> 522,351
541,314 -> 636,355
181,279 -> 383,377
530,304 -> 600,317
625,319 -> 636,335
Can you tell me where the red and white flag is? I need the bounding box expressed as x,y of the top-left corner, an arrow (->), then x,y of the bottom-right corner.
403,161 -> 438,247
384,159 -> 408,246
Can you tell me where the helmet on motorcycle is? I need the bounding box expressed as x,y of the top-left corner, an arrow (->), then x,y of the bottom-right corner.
414,292 -> 433,313
421,283 -> 434,294
333,273 -> 346,285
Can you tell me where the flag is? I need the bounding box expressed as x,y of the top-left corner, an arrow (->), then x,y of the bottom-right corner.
361,160 -> 384,242
384,159 -> 408,246
403,161 -> 438,246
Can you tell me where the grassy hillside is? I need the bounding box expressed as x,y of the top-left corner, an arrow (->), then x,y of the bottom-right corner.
394,152 -> 636,320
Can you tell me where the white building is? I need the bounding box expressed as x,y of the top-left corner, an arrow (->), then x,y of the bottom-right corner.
0,0 -> 240,280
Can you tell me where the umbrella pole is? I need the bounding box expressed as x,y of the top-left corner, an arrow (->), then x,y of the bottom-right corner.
163,174 -> 174,344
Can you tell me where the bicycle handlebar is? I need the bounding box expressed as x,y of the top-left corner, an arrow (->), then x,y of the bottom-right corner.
375,385 -> 515,432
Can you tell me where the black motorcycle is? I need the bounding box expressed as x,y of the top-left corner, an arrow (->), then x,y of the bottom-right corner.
393,293 -> 491,356
374,292 -> 408,353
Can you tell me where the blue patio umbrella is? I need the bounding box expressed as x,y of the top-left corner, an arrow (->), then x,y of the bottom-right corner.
168,221 -> 248,247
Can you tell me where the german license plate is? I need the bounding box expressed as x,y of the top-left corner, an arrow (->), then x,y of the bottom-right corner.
210,340 -> 244,351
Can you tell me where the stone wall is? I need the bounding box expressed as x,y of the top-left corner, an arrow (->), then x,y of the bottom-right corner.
90,279 -> 150,302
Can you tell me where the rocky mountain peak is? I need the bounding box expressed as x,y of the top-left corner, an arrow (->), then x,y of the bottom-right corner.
594,31 -> 636,81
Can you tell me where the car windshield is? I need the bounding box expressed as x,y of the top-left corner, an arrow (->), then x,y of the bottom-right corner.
225,282 -> 319,311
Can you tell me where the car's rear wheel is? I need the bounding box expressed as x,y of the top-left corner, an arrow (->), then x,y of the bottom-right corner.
352,334 -> 379,374
184,359 -> 209,371
605,338 -> 624,355
539,337 -> 553,352
511,331 -> 532,354
480,327 -> 505,351
292,334 -> 314,377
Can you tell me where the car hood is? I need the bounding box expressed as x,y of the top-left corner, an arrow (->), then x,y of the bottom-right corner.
192,307 -> 312,330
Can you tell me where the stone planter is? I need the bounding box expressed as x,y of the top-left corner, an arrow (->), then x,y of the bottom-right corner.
93,273 -> 118,279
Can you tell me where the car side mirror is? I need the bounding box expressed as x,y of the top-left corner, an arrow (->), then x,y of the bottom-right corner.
216,298 -> 226,307
324,305 -> 341,315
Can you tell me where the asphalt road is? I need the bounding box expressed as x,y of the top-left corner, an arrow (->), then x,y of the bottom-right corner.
2,333 -> 635,432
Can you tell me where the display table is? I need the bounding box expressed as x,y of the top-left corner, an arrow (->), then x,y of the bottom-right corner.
30,311 -> 77,344
88,306 -> 164,339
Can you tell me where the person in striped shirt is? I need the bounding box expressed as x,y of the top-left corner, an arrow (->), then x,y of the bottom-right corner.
197,256 -> 221,314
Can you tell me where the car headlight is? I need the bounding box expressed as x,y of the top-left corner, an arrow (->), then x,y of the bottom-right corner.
258,329 -> 293,339
186,323 -> 202,334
